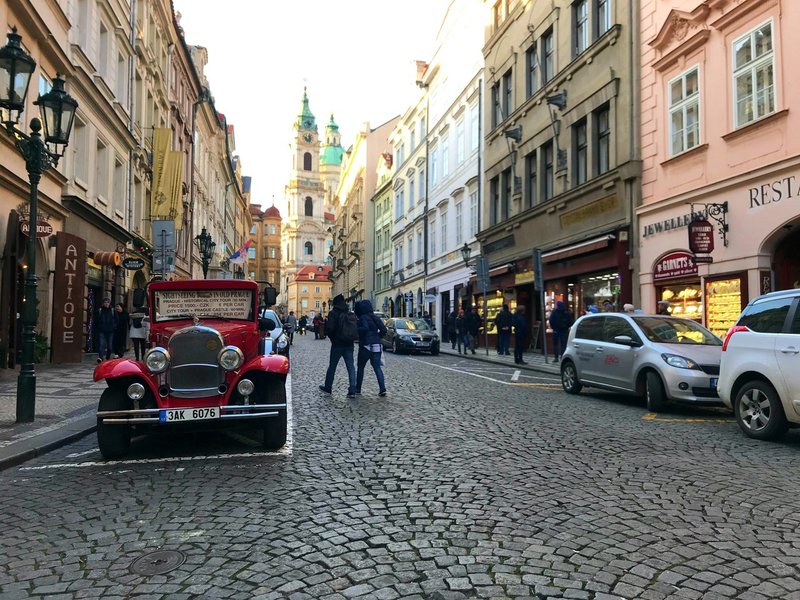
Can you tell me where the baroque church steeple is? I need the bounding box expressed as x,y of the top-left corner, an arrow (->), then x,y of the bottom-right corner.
295,87 -> 317,132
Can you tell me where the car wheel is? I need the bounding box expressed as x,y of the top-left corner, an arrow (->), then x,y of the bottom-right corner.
262,384 -> 287,450
561,360 -> 582,394
734,380 -> 788,441
393,339 -> 403,354
645,371 -> 666,413
430,344 -> 440,356
97,388 -> 131,460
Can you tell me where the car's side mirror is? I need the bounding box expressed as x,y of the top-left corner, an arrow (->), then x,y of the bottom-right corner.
259,317 -> 277,332
263,286 -> 277,307
613,335 -> 641,347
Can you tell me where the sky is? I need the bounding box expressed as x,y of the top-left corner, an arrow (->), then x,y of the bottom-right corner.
173,0 -> 451,217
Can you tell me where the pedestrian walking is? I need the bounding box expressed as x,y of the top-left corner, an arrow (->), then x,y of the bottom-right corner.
113,303 -> 129,358
422,311 -> 433,328
96,298 -> 116,362
354,300 -> 387,397
319,294 -> 358,398
549,300 -> 574,362
285,311 -> 298,343
454,309 -> 470,354
656,300 -> 671,315
623,303 -> 635,314
298,314 -> 308,335
446,309 -> 457,349
466,306 -> 482,354
512,305 -> 528,365
495,304 -> 513,356
129,307 -> 149,361
313,314 -> 323,339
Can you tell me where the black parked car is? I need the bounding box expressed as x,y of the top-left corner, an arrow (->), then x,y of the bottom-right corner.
382,317 -> 440,355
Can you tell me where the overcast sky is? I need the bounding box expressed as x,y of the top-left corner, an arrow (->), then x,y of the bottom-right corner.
173,1 -> 450,217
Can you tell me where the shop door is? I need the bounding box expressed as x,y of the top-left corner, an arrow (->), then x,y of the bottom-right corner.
774,229 -> 800,291
441,291 -> 450,341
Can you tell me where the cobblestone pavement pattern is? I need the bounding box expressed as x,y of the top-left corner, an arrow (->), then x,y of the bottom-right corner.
2,335 -> 800,599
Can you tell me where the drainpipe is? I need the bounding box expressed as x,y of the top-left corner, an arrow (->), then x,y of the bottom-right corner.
127,0 -> 137,235
628,0 -> 641,306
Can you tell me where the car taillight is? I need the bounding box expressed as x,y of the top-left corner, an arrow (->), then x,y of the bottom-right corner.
722,325 -> 749,351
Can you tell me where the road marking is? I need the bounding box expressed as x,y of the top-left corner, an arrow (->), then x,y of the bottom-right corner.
409,357 -> 518,385
641,412 -> 733,424
66,448 -> 99,458
511,370 -> 521,382
511,383 -> 564,388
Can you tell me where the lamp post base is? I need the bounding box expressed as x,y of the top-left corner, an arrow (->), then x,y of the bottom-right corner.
16,370 -> 36,423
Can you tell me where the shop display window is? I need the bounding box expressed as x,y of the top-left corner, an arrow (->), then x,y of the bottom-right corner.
485,290 -> 516,334
658,283 -> 702,320
705,277 -> 743,339
578,272 -> 620,315
544,282 -> 570,333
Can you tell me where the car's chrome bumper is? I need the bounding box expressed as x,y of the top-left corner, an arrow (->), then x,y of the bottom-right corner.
663,370 -> 721,404
97,403 -> 287,424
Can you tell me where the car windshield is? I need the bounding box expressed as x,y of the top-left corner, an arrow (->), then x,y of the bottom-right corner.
395,319 -> 431,331
154,289 -> 255,322
633,316 -> 722,346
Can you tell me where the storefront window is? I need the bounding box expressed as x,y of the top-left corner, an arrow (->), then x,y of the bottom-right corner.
658,283 -> 702,320
545,281 -> 569,333
705,277 -> 743,339
578,272 -> 619,315
485,290 -> 517,334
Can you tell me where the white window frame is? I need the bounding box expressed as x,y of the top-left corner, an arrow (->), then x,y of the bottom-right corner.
668,65 -> 701,157
574,0 -> 589,56
456,119 -> 465,164
469,104 -> 479,151
441,135 -> 450,178
429,216 -> 436,257
440,209 -> 448,253
455,201 -> 463,245
732,19 -> 776,129
470,190 -> 479,236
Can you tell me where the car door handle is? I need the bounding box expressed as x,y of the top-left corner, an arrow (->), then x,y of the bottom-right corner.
780,347 -> 800,354
595,347 -> 604,352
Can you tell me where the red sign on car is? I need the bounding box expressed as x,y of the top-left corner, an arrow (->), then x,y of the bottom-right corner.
688,219 -> 715,254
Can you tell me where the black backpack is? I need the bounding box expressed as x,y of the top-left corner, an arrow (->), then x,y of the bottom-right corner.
339,311 -> 359,343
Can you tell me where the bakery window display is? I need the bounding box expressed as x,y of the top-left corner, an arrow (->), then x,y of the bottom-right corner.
704,278 -> 743,339
658,283 -> 702,320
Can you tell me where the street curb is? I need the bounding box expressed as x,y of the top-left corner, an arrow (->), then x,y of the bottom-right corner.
0,413 -> 97,471
438,348 -> 560,377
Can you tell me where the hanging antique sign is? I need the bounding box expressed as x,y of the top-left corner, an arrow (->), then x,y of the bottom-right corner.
688,219 -> 715,254
19,219 -> 54,238
122,257 -> 145,270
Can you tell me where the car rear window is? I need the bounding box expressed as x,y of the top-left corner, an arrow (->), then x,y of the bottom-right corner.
574,317 -> 604,341
738,297 -> 793,333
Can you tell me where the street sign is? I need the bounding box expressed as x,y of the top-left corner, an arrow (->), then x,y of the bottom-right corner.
404,292 -> 413,301
476,256 -> 489,293
122,257 -> 146,270
424,294 -> 436,303
153,251 -> 176,273
693,255 -> 713,264
688,218 -> 714,254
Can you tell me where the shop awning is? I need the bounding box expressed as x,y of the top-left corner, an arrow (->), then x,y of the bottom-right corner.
542,234 -> 615,264
488,264 -> 514,277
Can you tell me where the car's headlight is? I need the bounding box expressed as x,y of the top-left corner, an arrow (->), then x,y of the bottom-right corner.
145,347 -> 170,373
218,346 -> 244,371
661,353 -> 700,370
276,334 -> 288,350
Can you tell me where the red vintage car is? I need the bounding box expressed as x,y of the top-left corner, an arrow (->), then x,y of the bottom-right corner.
94,279 -> 288,459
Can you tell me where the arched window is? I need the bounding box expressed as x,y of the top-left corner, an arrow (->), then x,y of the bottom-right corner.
304,196 -> 313,216
304,241 -> 313,256
303,152 -> 312,170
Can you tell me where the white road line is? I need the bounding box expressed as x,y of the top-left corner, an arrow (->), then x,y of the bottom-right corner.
65,449 -> 99,458
21,373 -> 296,471
511,370 -> 521,382
408,357 -> 517,385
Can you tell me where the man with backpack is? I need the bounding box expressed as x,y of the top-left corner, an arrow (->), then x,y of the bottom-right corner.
319,294 -> 358,398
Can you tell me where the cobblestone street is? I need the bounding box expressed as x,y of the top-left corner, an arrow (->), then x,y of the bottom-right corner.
3,335 -> 800,599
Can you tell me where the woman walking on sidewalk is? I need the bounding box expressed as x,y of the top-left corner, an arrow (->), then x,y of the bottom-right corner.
354,300 -> 387,397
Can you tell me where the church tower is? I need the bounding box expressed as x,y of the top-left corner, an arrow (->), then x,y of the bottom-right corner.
320,114 -> 344,262
280,88 -> 335,307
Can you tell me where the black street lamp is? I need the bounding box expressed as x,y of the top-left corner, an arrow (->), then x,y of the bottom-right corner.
195,226 -> 215,279
460,242 -> 472,266
0,28 -> 78,423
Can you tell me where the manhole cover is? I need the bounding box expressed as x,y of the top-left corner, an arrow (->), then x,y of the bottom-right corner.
130,550 -> 185,576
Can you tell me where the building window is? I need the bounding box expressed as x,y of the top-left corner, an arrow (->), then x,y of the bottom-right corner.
441,135 -> 450,178
409,175 -> 415,205
304,196 -> 313,216
501,168 -> 511,222
113,157 -> 125,214
491,81 -> 501,129
316,286 -> 321,293
440,209 -> 448,252
542,141 -> 554,201
248,247 -> 256,260
733,21 -> 774,128
573,119 -> 587,185
95,138 -> 109,201
669,67 -> 700,156
410,129 -> 416,151
542,28 -> 554,84
304,241 -> 313,256
302,286 -> 309,294
502,68 -> 513,122
116,53 -> 127,103
407,235 -> 413,264
396,142 -> 405,166
490,175 -> 500,225
470,190 -> 479,236
418,169 -> 425,199
430,217 -> 436,257
417,230 -> 423,259
595,0 -> 611,37
270,224 -> 276,235
456,119 -> 465,163
395,188 -> 404,219
98,22 -> 110,79
455,202 -> 463,245
595,104 -> 610,175
303,152 -> 312,170
526,45 -> 538,98
270,247 -> 276,258
574,0 -> 589,56
419,116 -> 426,141
74,118 -> 88,184
469,104 -> 479,151
525,150 -> 537,208
431,148 -> 438,186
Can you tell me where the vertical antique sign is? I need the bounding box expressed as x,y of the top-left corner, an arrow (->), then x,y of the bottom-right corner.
51,232 -> 87,363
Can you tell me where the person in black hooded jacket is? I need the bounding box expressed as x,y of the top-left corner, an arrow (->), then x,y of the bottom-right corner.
354,299 -> 387,396
319,294 -> 357,397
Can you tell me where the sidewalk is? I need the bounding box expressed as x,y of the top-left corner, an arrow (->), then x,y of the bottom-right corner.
0,354 -> 103,470
438,344 -> 561,376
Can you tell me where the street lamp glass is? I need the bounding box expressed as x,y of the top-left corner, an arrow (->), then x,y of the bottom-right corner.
35,75 -> 78,147
0,28 -> 36,125
461,242 -> 471,265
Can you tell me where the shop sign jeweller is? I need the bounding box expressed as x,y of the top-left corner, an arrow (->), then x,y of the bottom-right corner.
688,218 -> 715,254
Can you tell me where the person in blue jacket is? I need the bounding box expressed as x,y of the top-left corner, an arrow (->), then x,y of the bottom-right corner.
354,300 -> 387,397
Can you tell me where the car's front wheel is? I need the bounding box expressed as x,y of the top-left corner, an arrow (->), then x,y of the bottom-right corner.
645,371 -> 666,413
393,339 -> 403,354
734,380 -> 788,441
430,344 -> 440,356
262,384 -> 288,450
561,360 -> 582,394
97,388 -> 131,460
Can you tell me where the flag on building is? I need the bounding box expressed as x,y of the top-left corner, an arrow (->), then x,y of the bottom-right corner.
228,240 -> 252,264
150,128 -> 171,218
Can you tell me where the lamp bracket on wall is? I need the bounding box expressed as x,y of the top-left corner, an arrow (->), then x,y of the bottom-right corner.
691,201 -> 729,247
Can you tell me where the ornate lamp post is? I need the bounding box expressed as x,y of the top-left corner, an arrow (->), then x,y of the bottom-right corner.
195,227 -> 215,279
460,242 -> 472,266
0,28 -> 78,423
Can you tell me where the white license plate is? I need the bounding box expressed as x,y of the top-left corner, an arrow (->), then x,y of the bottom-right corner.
416,341 -> 430,347
710,378 -> 718,388
159,407 -> 220,423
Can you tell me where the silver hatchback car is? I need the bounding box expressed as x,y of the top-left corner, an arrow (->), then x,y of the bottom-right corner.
560,313 -> 723,411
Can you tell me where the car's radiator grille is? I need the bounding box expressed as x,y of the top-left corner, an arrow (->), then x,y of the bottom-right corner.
699,364 -> 720,375
168,327 -> 224,398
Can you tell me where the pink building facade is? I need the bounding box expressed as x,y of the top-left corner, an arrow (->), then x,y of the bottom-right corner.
639,0 -> 800,338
